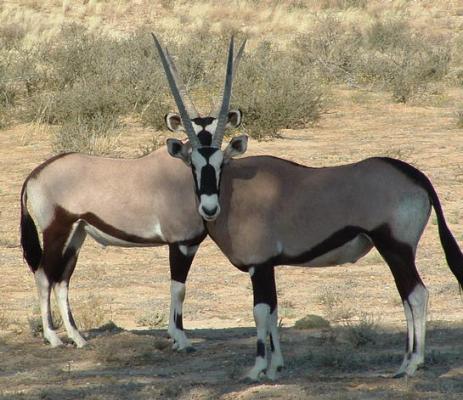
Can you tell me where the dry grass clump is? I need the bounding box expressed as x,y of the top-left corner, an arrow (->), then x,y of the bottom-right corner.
76,295 -> 106,330
294,16 -> 451,103
234,40 -> 324,139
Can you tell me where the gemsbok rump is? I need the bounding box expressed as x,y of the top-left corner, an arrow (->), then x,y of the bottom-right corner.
20,35 -> 247,350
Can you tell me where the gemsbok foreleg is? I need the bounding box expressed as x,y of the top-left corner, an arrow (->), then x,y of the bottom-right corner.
39,220 -> 87,347
373,232 -> 429,378
167,243 -> 198,352
246,265 -> 282,381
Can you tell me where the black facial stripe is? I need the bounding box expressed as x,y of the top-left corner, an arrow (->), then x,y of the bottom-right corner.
198,147 -> 218,157
200,164 -> 217,195
197,131 -> 212,146
192,116 -> 215,127
192,117 -> 217,146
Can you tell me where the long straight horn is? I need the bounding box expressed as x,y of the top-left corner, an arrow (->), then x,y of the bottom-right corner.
165,48 -> 200,119
212,37 -> 235,147
211,39 -> 246,118
151,33 -> 200,148
211,38 -> 246,147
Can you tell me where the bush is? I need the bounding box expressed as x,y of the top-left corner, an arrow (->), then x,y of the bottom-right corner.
294,314 -> 330,329
234,41 -> 324,139
294,17 -> 451,102
343,313 -> 379,348
52,116 -> 120,155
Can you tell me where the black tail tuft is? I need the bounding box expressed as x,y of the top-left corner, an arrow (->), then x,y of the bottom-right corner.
20,185 -> 42,272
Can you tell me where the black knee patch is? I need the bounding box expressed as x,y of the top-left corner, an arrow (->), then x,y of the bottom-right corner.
174,311 -> 184,330
269,334 -> 275,352
257,339 -> 265,358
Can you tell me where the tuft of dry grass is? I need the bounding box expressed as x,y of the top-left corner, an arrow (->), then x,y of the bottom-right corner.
76,295 -> 106,331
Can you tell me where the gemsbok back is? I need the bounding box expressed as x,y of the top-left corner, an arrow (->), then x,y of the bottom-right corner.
20,35 -> 247,350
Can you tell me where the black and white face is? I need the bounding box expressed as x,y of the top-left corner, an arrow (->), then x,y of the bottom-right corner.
166,110 -> 247,221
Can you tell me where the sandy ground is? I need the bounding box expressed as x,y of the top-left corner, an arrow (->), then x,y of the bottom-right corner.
1,88 -> 463,399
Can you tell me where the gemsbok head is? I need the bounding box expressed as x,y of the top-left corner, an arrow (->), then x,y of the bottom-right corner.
152,34 -> 248,221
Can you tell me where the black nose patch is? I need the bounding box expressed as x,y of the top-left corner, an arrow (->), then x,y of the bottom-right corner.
199,164 -> 217,195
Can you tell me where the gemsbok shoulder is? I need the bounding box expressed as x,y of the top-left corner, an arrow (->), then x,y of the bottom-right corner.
20,35 -> 247,350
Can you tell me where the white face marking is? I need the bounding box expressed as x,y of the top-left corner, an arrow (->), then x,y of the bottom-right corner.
248,267 -> 255,277
191,149 -> 208,189
209,150 -> 224,184
191,119 -> 218,135
199,194 -> 220,220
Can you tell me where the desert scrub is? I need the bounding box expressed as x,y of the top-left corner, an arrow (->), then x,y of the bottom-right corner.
294,16 -> 451,103
343,312 -> 379,348
233,40 -> 324,139
9,25 -> 324,144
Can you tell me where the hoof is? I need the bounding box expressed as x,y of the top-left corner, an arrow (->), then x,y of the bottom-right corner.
241,369 -> 266,383
184,346 -> 196,353
74,338 -> 88,348
393,371 -> 406,379
45,337 -> 64,348
240,376 -> 261,385
267,365 -> 284,381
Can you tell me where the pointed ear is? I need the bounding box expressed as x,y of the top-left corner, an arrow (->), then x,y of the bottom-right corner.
225,109 -> 242,129
166,138 -> 191,165
223,135 -> 248,164
165,112 -> 185,132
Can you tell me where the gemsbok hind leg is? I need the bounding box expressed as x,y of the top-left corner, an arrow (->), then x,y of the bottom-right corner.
246,265 -> 280,381
39,220 -> 87,347
52,221 -> 87,347
372,231 -> 428,378
167,243 -> 198,352
34,268 -> 62,347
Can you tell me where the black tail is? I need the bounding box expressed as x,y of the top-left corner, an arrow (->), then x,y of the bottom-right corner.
20,183 -> 42,272
381,157 -> 463,287
428,184 -> 463,288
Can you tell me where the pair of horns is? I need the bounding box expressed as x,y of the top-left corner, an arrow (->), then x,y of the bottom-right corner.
151,33 -> 246,148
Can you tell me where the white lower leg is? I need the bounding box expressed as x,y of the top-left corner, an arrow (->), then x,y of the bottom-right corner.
54,281 -> 87,348
35,269 -> 63,347
405,284 -> 428,376
247,303 -> 270,381
168,280 -> 191,350
395,300 -> 414,377
267,307 -> 284,380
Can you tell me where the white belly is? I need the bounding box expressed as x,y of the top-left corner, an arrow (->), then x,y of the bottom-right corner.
84,222 -> 163,248
291,234 -> 373,267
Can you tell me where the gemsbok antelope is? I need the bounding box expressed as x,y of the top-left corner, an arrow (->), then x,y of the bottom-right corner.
20,35 -> 247,350
202,155 -> 463,380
